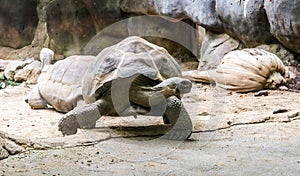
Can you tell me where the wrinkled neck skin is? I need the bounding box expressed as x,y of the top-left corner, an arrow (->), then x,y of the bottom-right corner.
129,82 -> 179,108
129,77 -> 192,108
153,77 -> 192,94
265,72 -> 288,89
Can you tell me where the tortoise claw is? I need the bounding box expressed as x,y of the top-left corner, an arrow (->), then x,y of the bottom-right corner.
58,113 -> 79,136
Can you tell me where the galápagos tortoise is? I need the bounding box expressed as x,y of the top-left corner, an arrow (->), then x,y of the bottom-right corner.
184,48 -> 289,92
26,36 -> 193,140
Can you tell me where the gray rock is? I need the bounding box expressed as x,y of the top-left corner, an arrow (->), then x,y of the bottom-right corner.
0,134 -> 25,160
120,0 -> 189,19
83,15 -> 198,62
4,59 -> 33,81
0,137 -> 9,160
14,61 -> 41,84
120,0 -> 219,29
121,0 -> 300,55
198,31 -> 243,70
215,0 -> 274,47
121,0 -> 274,47
184,0 -> 220,30
256,44 -> 297,66
0,0 -> 38,48
264,0 -> 300,53
46,0 -> 122,56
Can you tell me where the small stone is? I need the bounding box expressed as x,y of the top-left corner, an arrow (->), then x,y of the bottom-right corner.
4,139 -> 25,155
273,109 -> 288,114
0,146 -> 9,160
254,90 -> 269,97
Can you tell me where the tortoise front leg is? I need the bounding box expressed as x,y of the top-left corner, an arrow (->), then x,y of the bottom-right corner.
162,96 -> 193,140
58,100 -> 105,135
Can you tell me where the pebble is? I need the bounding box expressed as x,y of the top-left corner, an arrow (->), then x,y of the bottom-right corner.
254,90 -> 269,97
273,109 -> 288,114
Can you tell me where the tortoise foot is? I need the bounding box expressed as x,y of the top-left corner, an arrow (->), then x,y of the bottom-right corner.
58,113 -> 80,136
162,96 -> 193,141
162,129 -> 192,141
162,113 -> 192,140
58,104 -> 100,136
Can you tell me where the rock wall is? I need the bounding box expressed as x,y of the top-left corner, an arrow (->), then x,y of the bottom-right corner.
0,0 -> 38,49
0,0 -> 299,62
0,0 -> 123,60
264,0 -> 300,53
121,0 -> 300,54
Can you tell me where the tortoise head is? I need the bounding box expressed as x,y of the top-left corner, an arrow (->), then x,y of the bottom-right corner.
154,77 -> 192,97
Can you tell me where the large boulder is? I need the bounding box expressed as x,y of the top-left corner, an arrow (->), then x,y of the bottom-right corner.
0,0 -> 38,49
121,0 -> 274,47
198,31 -> 243,70
0,135 -> 25,160
256,44 -> 297,66
120,0 -> 219,29
3,59 -> 40,83
214,0 -> 274,47
121,0 -> 300,54
46,0 -> 122,56
83,15 -> 198,63
0,0 -> 123,60
264,0 -> 300,53
1,0 -> 299,61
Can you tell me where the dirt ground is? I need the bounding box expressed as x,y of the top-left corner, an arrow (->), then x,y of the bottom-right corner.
0,83 -> 300,176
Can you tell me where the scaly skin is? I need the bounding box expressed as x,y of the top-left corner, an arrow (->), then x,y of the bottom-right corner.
58,96 -> 192,140
58,103 -> 101,135
161,96 -> 193,140
58,78 -> 193,140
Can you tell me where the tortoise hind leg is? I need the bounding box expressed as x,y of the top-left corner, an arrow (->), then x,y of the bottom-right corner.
161,96 -> 193,140
58,100 -> 106,135
25,86 -> 48,109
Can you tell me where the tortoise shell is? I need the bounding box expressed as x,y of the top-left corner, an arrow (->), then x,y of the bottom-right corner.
83,36 -> 182,103
38,55 -> 96,112
37,36 -> 182,112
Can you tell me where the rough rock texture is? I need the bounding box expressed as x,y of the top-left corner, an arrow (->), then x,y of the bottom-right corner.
3,59 -> 41,84
14,60 -> 41,84
0,0 -> 299,61
0,134 -> 24,160
256,44 -> 297,66
121,0 -> 300,53
0,137 -> 9,160
4,60 -> 32,80
83,16 -> 198,63
198,31 -> 243,70
0,0 -> 38,49
264,0 -> 300,53
0,0 -> 123,60
121,0 -> 274,47
46,0 -> 122,56
215,0 -> 273,47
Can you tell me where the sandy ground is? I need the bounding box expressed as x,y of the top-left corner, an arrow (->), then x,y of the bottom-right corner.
0,83 -> 300,175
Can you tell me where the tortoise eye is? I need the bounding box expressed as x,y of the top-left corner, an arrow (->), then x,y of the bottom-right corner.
104,57 -> 112,62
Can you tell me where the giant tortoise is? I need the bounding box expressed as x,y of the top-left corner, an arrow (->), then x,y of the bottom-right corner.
26,36 -> 193,140
184,48 -> 289,92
